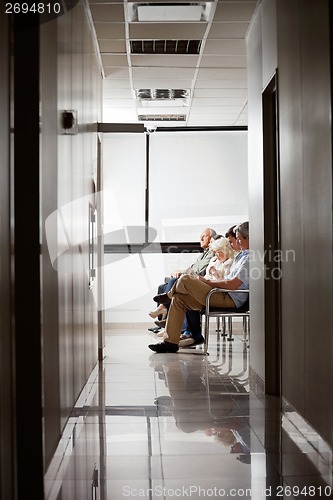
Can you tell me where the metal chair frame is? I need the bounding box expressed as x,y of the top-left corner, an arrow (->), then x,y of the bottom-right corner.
201,289 -> 250,355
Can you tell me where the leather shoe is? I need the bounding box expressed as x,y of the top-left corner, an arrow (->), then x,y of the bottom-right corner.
148,341 -> 179,353
154,320 -> 166,328
153,293 -> 171,305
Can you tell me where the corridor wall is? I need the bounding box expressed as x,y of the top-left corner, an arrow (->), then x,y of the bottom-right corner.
277,0 -> 333,446
247,0 -> 333,447
0,2 -> 102,498
40,0 -> 102,474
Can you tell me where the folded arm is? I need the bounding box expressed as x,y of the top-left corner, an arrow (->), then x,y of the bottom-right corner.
197,275 -> 243,290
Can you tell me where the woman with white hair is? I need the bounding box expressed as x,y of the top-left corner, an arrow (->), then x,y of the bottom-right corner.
178,237 -> 236,346
204,236 -> 236,281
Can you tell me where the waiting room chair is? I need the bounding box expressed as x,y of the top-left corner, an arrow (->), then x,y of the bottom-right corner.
201,289 -> 250,355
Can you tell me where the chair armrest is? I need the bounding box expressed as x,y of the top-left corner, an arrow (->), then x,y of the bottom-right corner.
205,288 -> 249,311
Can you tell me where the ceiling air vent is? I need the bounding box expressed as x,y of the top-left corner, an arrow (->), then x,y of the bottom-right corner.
138,114 -> 186,122
135,89 -> 190,100
130,39 -> 201,55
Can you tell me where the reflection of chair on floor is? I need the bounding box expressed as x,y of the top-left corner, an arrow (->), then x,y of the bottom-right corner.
210,340 -> 249,380
201,289 -> 250,355
204,346 -> 249,391
201,357 -> 249,420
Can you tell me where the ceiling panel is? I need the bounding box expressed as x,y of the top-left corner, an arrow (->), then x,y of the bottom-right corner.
189,106 -> 242,114
98,39 -> 127,53
94,22 -> 125,39
193,87 -> 247,98
130,54 -> 199,67
208,22 -> 249,39
103,88 -> 133,98
90,4 -> 125,22
197,67 -> 247,79
191,97 -> 246,106
103,99 -> 136,108
200,55 -> 246,67
103,67 -> 130,77
132,67 -> 196,79
137,106 -> 189,114
87,0 -> 256,126
203,39 -> 246,55
101,55 -> 128,66
132,78 -> 194,88
194,79 -> 247,89
89,0 -> 125,3
213,2 -> 257,22
103,78 -> 132,89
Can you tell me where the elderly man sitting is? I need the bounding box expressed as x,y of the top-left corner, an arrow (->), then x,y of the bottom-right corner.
149,221 -> 249,353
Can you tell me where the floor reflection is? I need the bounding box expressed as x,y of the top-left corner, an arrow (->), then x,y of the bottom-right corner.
44,328 -> 333,500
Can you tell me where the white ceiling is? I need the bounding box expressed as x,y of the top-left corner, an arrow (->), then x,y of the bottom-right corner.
87,0 -> 257,127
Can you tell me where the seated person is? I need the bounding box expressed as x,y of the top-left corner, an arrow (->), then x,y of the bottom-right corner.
178,235 -> 237,347
148,227 -> 217,323
148,221 -> 249,353
203,236 -> 236,281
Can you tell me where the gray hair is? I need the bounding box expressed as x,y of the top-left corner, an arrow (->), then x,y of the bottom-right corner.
235,221 -> 249,238
207,228 -> 217,239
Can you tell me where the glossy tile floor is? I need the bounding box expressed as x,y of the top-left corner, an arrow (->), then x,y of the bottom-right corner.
46,327 -> 333,500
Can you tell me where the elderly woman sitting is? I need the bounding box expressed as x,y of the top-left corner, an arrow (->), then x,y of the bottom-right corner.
178,236 -> 237,347
204,236 -> 236,281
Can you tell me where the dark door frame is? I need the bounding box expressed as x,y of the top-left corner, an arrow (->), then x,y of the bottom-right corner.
262,72 -> 282,396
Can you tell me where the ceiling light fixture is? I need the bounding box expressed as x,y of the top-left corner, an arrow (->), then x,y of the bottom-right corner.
138,5 -> 202,22
127,2 -> 212,23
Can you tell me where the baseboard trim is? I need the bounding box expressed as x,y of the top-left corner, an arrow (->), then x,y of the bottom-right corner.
249,364 -> 265,398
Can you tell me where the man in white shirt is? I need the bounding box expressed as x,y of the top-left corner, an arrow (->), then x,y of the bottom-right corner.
149,222 -> 249,353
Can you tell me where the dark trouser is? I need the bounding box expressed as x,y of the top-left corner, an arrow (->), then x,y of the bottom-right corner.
185,310 -> 203,341
156,278 -> 190,332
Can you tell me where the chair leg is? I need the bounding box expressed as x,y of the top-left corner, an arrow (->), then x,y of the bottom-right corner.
227,317 -> 234,341
242,316 -> 247,342
204,315 -> 210,355
221,316 -> 226,337
216,317 -> 221,332
247,317 -> 250,348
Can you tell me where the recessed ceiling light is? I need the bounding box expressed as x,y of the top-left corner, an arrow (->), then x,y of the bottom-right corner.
137,5 -> 202,22
127,3 -> 212,23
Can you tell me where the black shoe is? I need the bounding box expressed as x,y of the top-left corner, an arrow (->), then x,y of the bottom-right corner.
153,293 -> 171,305
154,319 -> 166,328
148,341 -> 179,353
148,326 -> 161,333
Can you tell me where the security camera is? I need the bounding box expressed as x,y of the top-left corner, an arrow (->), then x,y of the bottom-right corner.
146,126 -> 157,133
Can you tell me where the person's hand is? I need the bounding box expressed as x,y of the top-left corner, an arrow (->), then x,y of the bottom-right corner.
171,271 -> 182,278
198,276 -> 210,284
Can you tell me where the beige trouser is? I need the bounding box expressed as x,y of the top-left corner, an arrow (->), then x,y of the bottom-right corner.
164,274 -> 236,344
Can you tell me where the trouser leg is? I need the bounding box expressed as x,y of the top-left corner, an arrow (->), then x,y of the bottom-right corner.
186,311 -> 202,341
165,275 -> 236,344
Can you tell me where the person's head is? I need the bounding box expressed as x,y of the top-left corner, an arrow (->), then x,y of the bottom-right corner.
200,228 -> 216,249
235,221 -> 249,251
209,236 -> 235,262
225,225 -> 241,252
